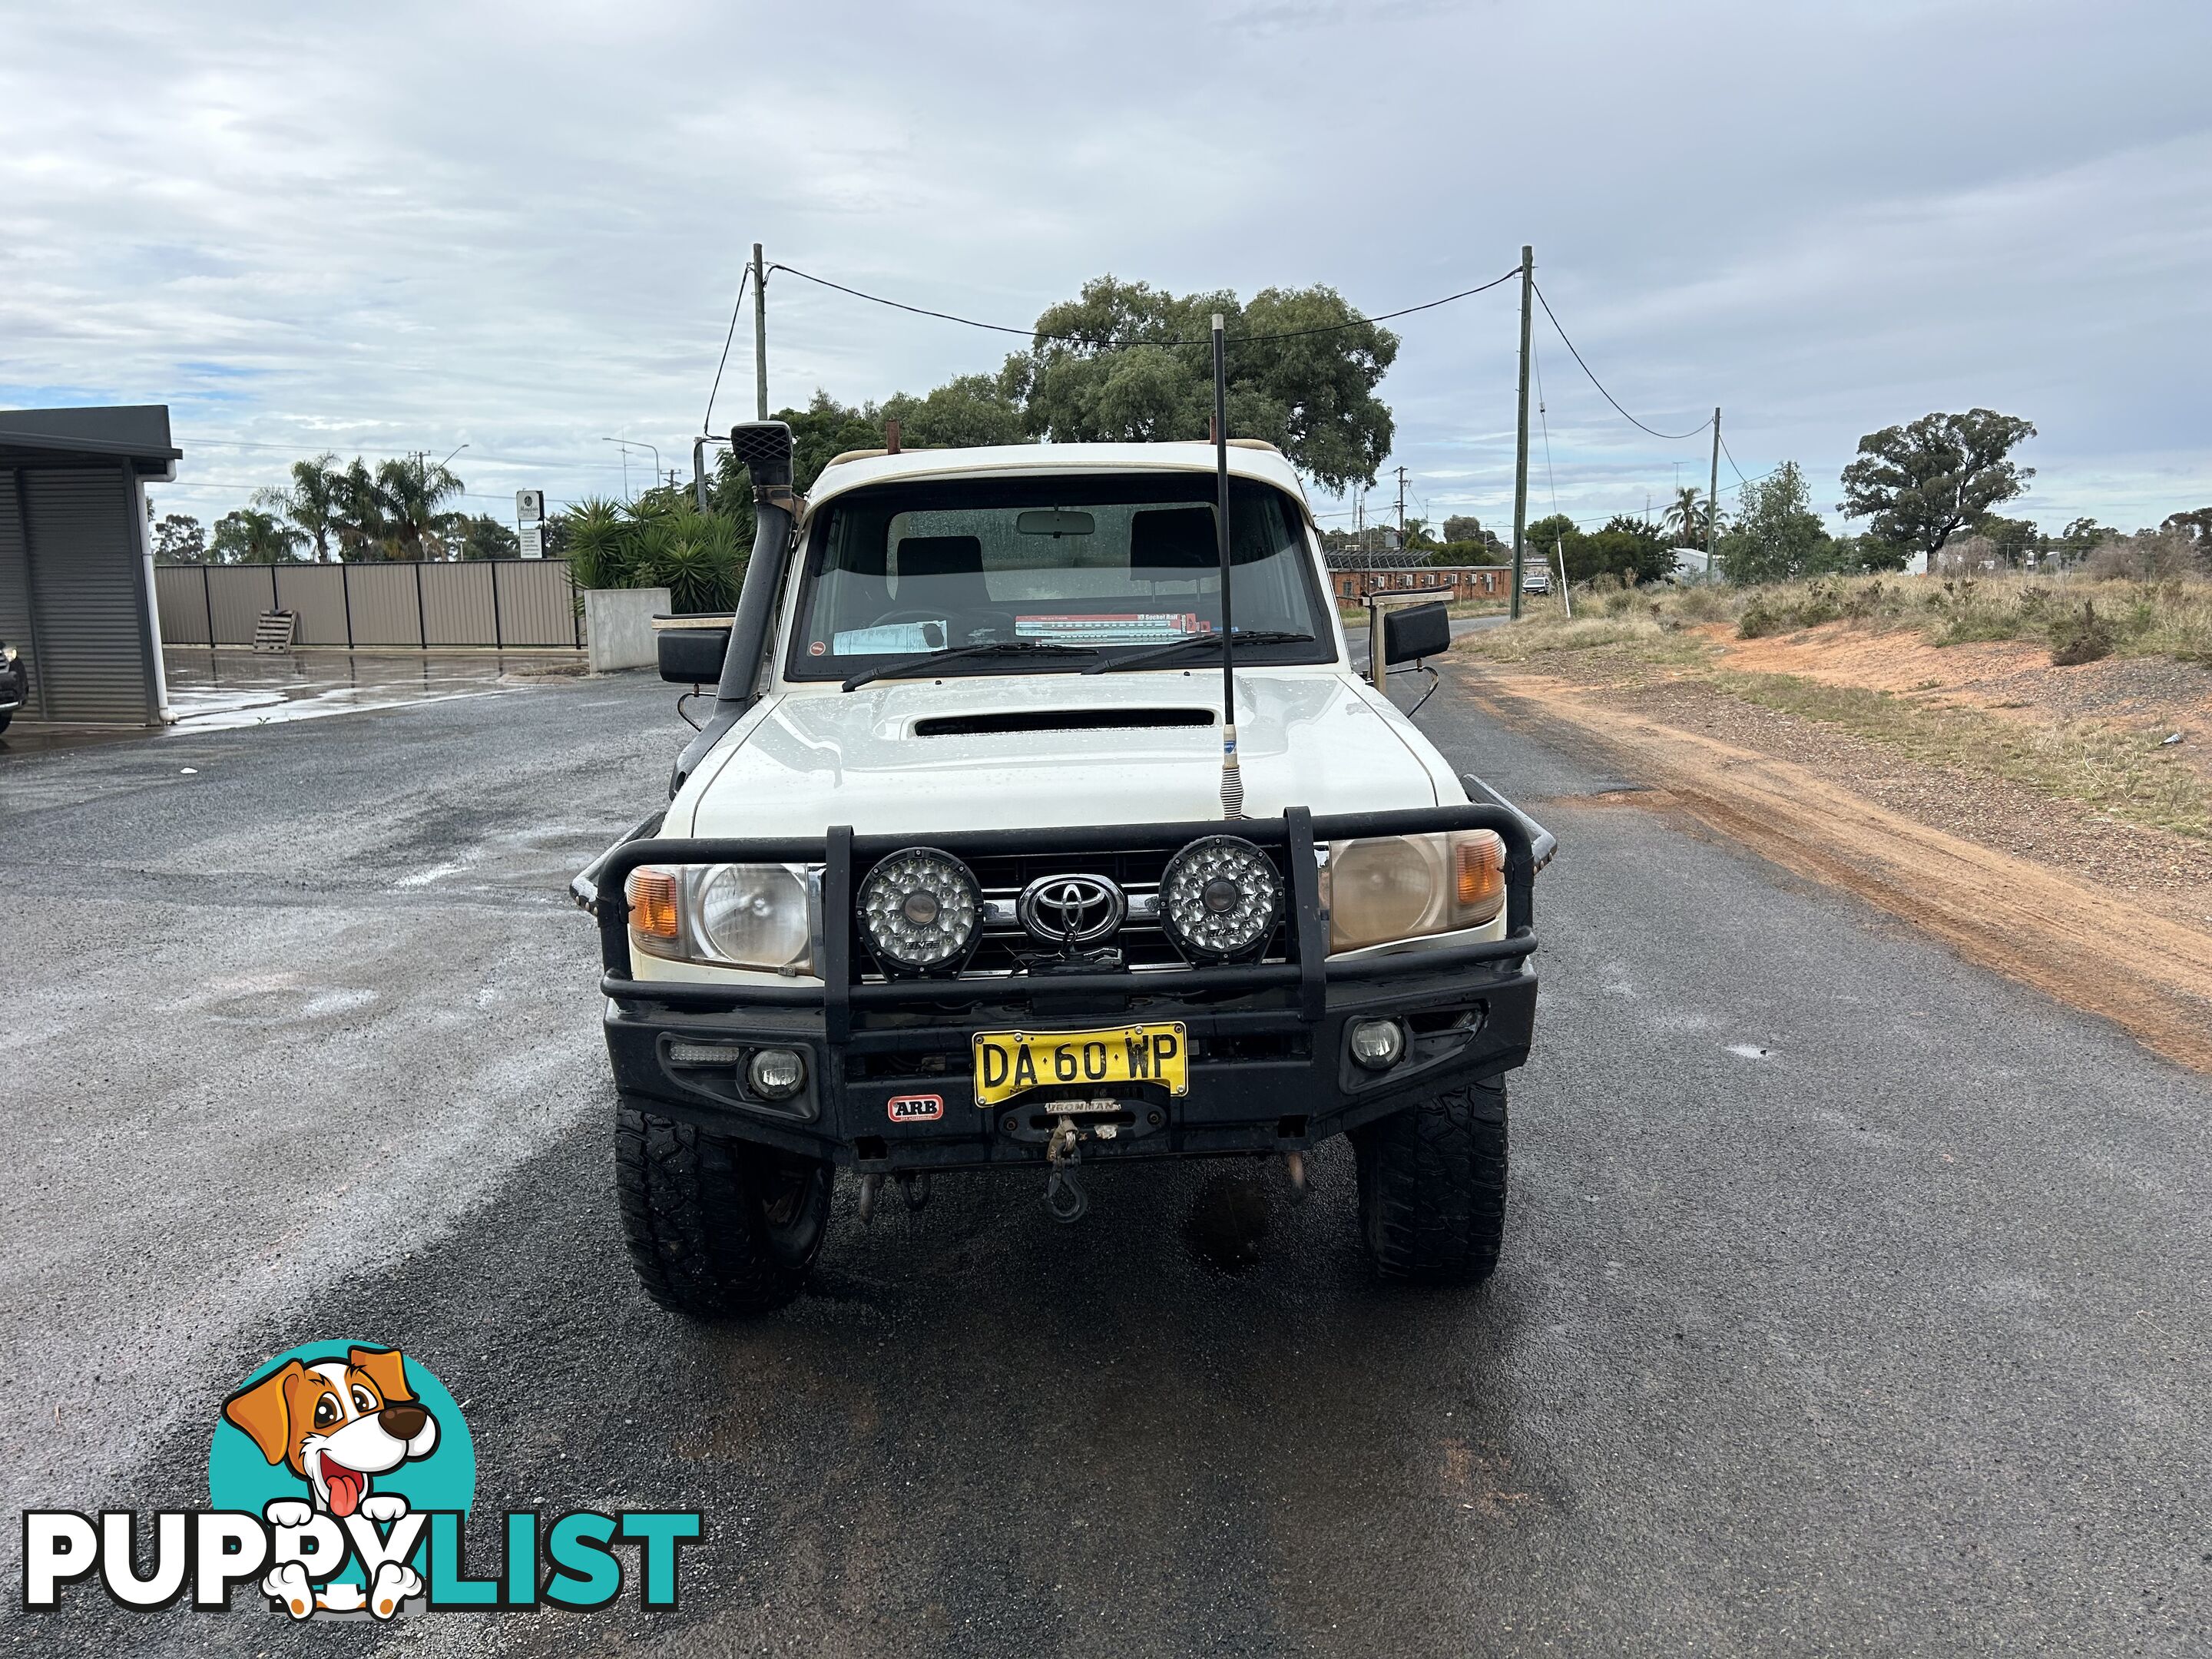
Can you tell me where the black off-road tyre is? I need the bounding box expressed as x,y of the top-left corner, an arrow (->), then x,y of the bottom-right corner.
615,1102 -> 833,1316
1351,1077 -> 1508,1284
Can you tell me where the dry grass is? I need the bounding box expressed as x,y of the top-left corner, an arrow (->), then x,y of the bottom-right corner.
1456,572 -> 2212,840
1613,571 -> 2212,666
1713,671 -> 2211,839
1457,609 -> 1706,664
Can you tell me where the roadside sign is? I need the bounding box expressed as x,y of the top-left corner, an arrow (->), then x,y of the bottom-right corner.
518,522 -> 545,559
515,489 -> 545,523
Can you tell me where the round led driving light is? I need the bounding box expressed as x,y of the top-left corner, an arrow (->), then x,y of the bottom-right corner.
1160,835 -> 1280,962
859,847 -> 981,974
1348,1018 -> 1406,1071
747,1047 -> 807,1099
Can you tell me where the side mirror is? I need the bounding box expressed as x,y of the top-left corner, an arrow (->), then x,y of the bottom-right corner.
1382,601 -> 1451,665
658,628 -> 730,685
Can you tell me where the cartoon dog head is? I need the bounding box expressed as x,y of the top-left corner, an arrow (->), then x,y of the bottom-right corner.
221,1346 -> 439,1518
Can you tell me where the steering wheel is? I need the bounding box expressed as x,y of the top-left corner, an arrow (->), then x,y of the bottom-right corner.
869,606 -> 1019,644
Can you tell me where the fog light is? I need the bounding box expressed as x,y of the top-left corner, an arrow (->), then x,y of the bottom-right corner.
667,1040 -> 743,1067
747,1047 -> 807,1099
1349,1018 -> 1406,1071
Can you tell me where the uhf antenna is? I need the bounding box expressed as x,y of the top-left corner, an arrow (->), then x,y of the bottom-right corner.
1213,313 -> 1242,820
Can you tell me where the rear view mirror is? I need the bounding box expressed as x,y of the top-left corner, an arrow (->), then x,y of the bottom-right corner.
1015,509 -> 1095,538
1382,601 -> 1452,665
658,628 -> 730,685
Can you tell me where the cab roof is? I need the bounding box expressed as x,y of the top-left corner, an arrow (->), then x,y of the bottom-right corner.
802,440 -> 1312,519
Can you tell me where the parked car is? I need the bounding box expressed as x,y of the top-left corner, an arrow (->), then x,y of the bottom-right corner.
0,637 -> 25,731
1520,566 -> 1551,595
574,426 -> 1554,1315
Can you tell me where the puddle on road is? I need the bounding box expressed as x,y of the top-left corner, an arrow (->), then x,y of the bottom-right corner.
159,648 -> 580,732
1181,1172 -> 1274,1273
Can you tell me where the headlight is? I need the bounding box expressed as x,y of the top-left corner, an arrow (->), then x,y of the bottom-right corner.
1323,830 -> 1504,953
1161,835 -> 1280,962
859,847 -> 981,975
698,864 -> 811,969
627,863 -> 818,974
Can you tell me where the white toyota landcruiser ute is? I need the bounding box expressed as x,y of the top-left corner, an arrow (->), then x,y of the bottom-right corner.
575,420 -> 1550,1315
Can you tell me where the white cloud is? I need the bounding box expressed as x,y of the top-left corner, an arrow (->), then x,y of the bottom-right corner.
2,0 -> 2207,535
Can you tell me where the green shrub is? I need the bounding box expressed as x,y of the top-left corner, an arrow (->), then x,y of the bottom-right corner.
560,496 -> 745,612
1737,598 -> 1788,639
2048,601 -> 2114,666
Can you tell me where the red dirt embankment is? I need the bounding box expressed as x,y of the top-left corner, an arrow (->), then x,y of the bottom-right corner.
1459,661 -> 2212,1075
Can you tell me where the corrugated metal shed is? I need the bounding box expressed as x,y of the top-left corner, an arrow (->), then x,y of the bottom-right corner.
0,406 -> 179,727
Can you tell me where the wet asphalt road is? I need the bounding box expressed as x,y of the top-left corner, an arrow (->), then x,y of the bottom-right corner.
5,659 -> 2211,1656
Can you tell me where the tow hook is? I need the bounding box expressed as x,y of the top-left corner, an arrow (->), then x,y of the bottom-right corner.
1283,1150 -> 1308,1202
898,1171 -> 931,1214
1043,1114 -> 1090,1224
857,1171 -> 883,1226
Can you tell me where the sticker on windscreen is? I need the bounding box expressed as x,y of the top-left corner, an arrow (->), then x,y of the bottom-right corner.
833,622 -> 945,654
1015,613 -> 1207,644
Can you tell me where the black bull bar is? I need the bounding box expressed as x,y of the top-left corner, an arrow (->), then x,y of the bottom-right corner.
588,802 -> 1541,1037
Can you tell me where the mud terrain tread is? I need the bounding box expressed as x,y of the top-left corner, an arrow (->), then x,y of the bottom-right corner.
1353,1078 -> 1508,1284
615,1102 -> 816,1317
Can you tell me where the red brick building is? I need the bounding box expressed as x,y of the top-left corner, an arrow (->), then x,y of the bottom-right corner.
1326,565 -> 1512,604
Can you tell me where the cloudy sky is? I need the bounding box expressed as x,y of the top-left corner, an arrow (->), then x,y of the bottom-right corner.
5,0 -> 2208,538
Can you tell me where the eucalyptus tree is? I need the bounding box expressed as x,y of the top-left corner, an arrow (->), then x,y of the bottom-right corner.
1838,409 -> 2036,564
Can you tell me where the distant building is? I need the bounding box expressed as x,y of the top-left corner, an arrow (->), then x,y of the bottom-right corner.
1324,555 -> 1513,604
1670,546 -> 1714,583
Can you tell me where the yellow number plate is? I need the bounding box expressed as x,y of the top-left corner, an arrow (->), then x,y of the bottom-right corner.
972,1022 -> 1188,1108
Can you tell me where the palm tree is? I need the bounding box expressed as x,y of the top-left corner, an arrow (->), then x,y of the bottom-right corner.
1662,485 -> 1717,546
252,453 -> 346,562
212,508 -> 306,564
372,457 -> 465,561
332,458 -> 395,559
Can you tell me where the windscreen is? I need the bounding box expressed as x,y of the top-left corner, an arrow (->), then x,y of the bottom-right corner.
786,473 -> 1329,676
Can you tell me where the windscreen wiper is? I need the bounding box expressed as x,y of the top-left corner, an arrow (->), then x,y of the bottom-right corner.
840,638 -> 1094,692
1082,630 -> 1315,674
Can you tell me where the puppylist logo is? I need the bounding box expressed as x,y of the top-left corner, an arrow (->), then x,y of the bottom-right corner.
22,1339 -> 700,1619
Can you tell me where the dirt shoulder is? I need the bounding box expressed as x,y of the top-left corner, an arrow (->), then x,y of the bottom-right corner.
1707,622 -> 2212,789
1450,651 -> 2212,1074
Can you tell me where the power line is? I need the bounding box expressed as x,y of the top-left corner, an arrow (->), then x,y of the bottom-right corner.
1528,280 -> 1714,442
701,263 -> 753,435
1719,430 -> 1750,486
763,261 -> 1522,348
172,439 -> 628,471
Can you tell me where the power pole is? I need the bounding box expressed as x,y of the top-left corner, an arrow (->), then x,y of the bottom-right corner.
1395,465 -> 1408,551
752,243 -> 768,422
1511,245 -> 1534,619
1707,407 -> 1722,577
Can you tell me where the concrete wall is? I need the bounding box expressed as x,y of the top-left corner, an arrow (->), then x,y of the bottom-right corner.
584,587 -> 671,674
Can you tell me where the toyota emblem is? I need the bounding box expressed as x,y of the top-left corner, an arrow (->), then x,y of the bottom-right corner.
1016,873 -> 1126,946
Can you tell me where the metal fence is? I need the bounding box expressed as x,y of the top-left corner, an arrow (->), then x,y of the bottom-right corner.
154,559 -> 581,650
